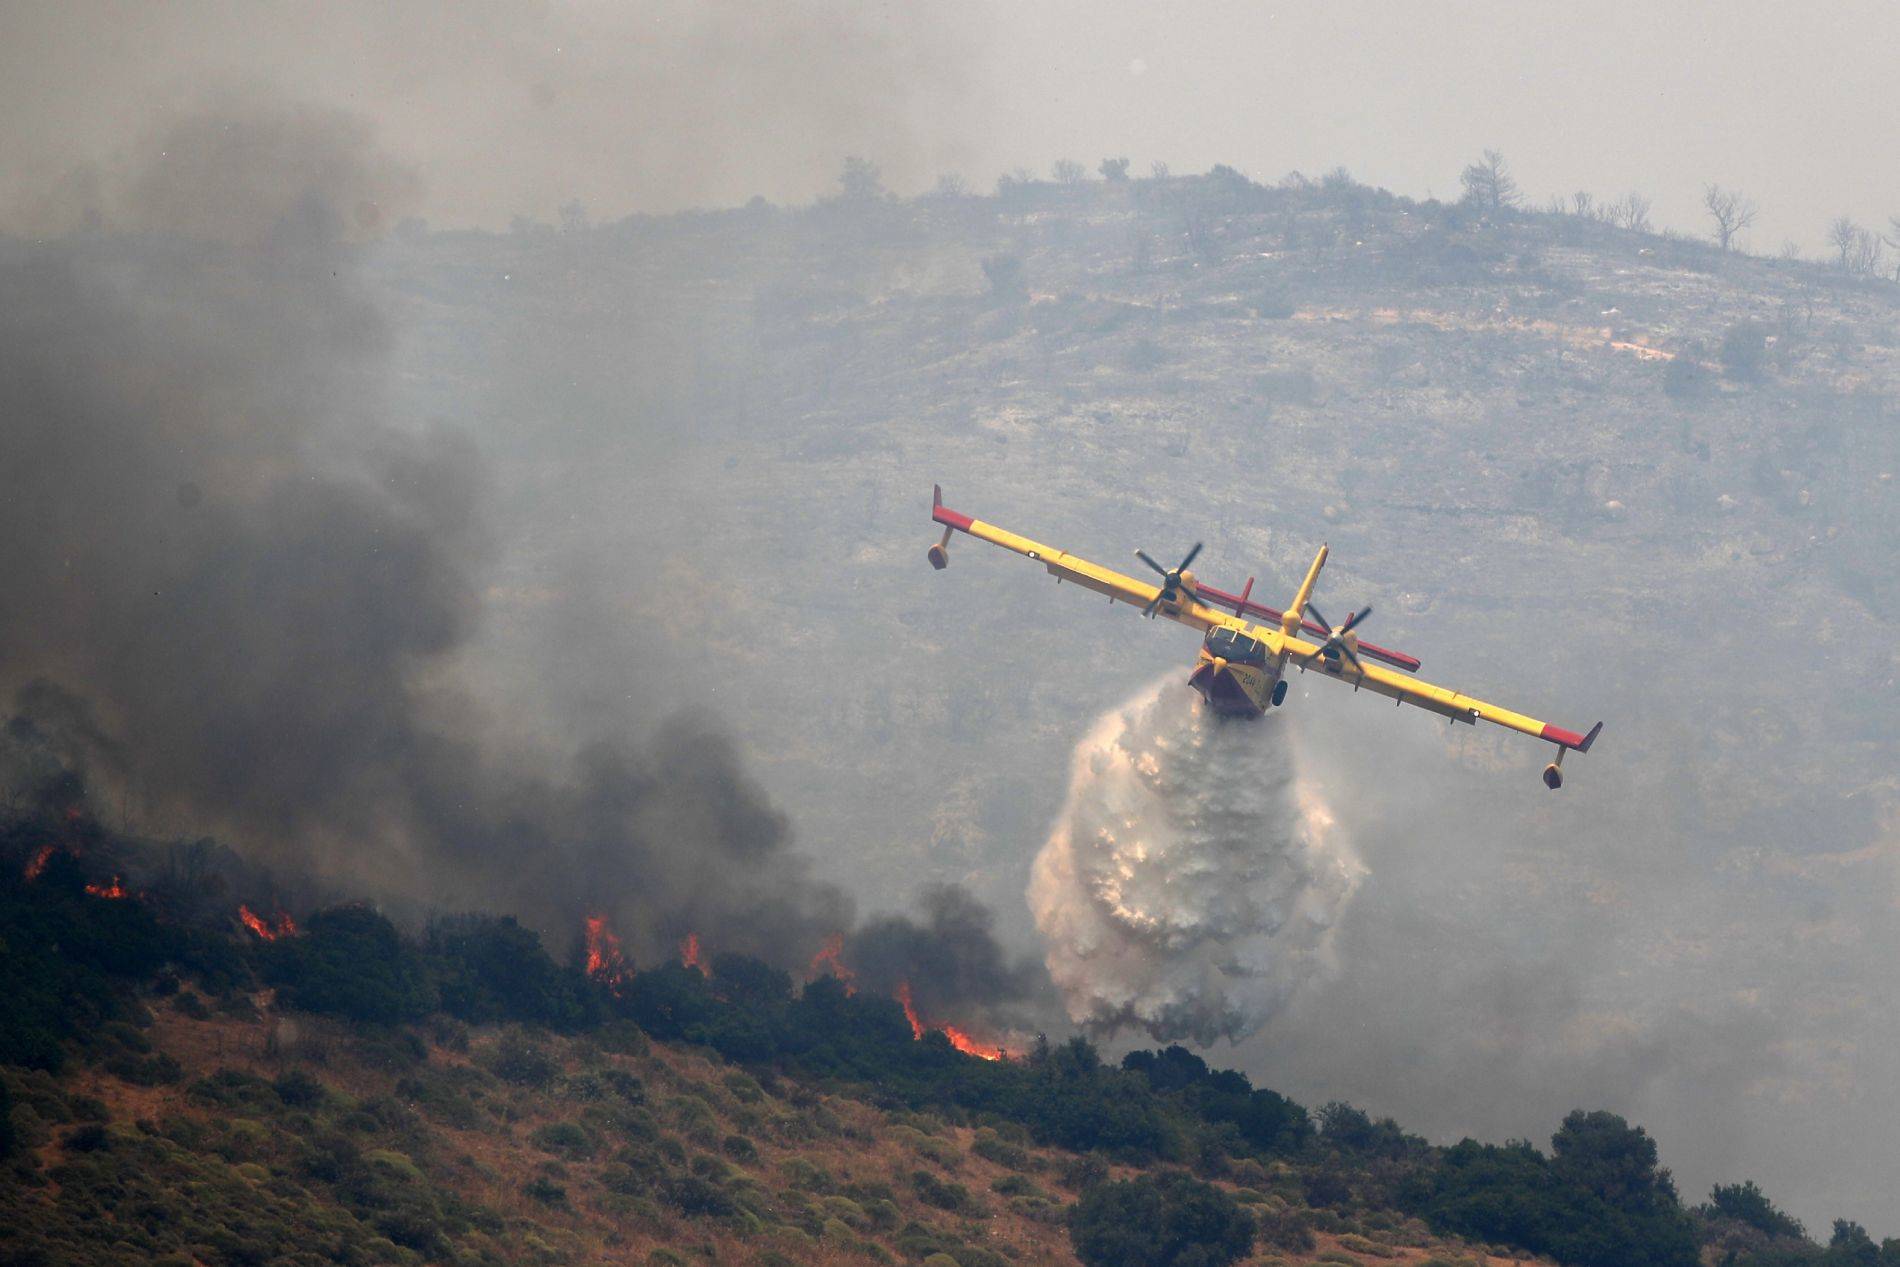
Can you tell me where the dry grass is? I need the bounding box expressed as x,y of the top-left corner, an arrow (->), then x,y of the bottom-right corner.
41,996 -> 1540,1267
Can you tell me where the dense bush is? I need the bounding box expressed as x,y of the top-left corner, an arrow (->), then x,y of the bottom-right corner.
1067,1171 -> 1254,1267
1704,1180 -> 1805,1239
426,912 -> 596,1028
0,845 -> 182,1071
262,905 -> 434,1023
1407,1113 -> 1699,1267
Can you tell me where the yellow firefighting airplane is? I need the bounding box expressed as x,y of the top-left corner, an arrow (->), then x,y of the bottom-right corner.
927,486 -> 1601,789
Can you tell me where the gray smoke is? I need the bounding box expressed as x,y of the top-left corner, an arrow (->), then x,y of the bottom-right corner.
0,96 -> 858,966
1029,674 -> 1363,1044
846,882 -> 1049,1024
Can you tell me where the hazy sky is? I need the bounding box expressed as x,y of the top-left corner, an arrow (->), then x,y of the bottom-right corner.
4,1 -> 1899,252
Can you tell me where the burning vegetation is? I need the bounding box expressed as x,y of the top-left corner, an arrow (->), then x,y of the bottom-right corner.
237,905 -> 298,941
582,914 -> 632,993
896,980 -> 1015,1061
679,931 -> 707,975
808,931 -> 857,994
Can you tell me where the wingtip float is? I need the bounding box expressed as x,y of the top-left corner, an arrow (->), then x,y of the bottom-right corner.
927,484 -> 1602,790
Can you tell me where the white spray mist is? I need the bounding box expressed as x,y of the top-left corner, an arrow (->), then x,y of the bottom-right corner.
1028,674 -> 1364,1044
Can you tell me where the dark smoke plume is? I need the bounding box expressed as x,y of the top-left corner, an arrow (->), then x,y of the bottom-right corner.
0,97 -> 847,966
0,94 -> 1044,1012
846,882 -> 1049,1022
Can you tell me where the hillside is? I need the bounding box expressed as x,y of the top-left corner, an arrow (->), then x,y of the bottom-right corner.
5,157 -> 1899,1254
3,993 -> 1529,1267
357,170 -> 1900,1225
2,813 -> 1886,1267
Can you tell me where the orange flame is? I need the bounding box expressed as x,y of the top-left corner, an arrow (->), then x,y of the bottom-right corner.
585,915 -> 632,991
679,932 -> 708,975
23,845 -> 56,880
238,905 -> 298,941
942,1025 -> 1007,1061
85,876 -> 128,900
894,979 -> 1011,1060
895,981 -> 927,1039
808,932 -> 858,995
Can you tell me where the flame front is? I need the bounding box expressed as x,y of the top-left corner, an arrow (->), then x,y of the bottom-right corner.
895,980 -> 1011,1060
85,876 -> 128,900
584,915 -> 632,992
23,845 -> 56,880
941,1024 -> 1006,1061
895,980 -> 927,1039
679,932 -> 708,975
808,932 -> 857,995
239,905 -> 298,940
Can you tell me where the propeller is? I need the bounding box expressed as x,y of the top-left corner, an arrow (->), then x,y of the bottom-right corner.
1304,600 -> 1372,671
1136,542 -> 1202,617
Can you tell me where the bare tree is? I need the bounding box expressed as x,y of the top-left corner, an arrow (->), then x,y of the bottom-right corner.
1827,216 -> 1860,269
1703,184 -> 1758,251
1051,158 -> 1086,184
1099,157 -> 1131,182
1852,230 -> 1884,276
1606,192 -> 1652,233
1571,191 -> 1594,219
1826,217 -> 1885,276
931,172 -> 969,199
1150,160 -> 1171,180
1459,149 -> 1520,211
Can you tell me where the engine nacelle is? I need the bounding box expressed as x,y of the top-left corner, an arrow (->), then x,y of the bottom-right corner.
927,526 -> 953,570
1542,762 -> 1563,790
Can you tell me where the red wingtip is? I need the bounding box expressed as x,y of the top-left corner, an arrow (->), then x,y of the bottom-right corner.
1540,721 -> 1603,752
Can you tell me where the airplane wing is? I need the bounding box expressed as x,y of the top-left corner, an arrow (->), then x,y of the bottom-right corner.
1268,629 -> 1602,752
930,486 -> 1226,633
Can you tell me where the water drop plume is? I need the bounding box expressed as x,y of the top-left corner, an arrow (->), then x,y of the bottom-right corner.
1029,675 -> 1363,1044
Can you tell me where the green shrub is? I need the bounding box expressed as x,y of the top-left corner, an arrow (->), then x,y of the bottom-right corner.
911,1168 -> 978,1213
272,1069 -> 326,1107
263,905 -> 434,1023
1338,1232 -> 1398,1257
530,1120 -> 595,1158
426,912 -> 594,1029
485,1029 -> 557,1086
105,1051 -> 182,1086
1067,1171 -> 1254,1267
523,1176 -> 567,1205
780,1157 -> 832,1193
62,1122 -> 111,1152
972,1129 -> 1029,1170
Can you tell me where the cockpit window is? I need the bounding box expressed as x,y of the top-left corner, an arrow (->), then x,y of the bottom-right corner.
1204,627 -> 1266,664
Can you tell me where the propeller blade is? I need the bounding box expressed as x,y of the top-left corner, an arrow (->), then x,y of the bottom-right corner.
1177,542 -> 1203,571
1304,600 -> 1331,634
1338,641 -> 1365,672
1341,605 -> 1372,634
1135,549 -> 1168,577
